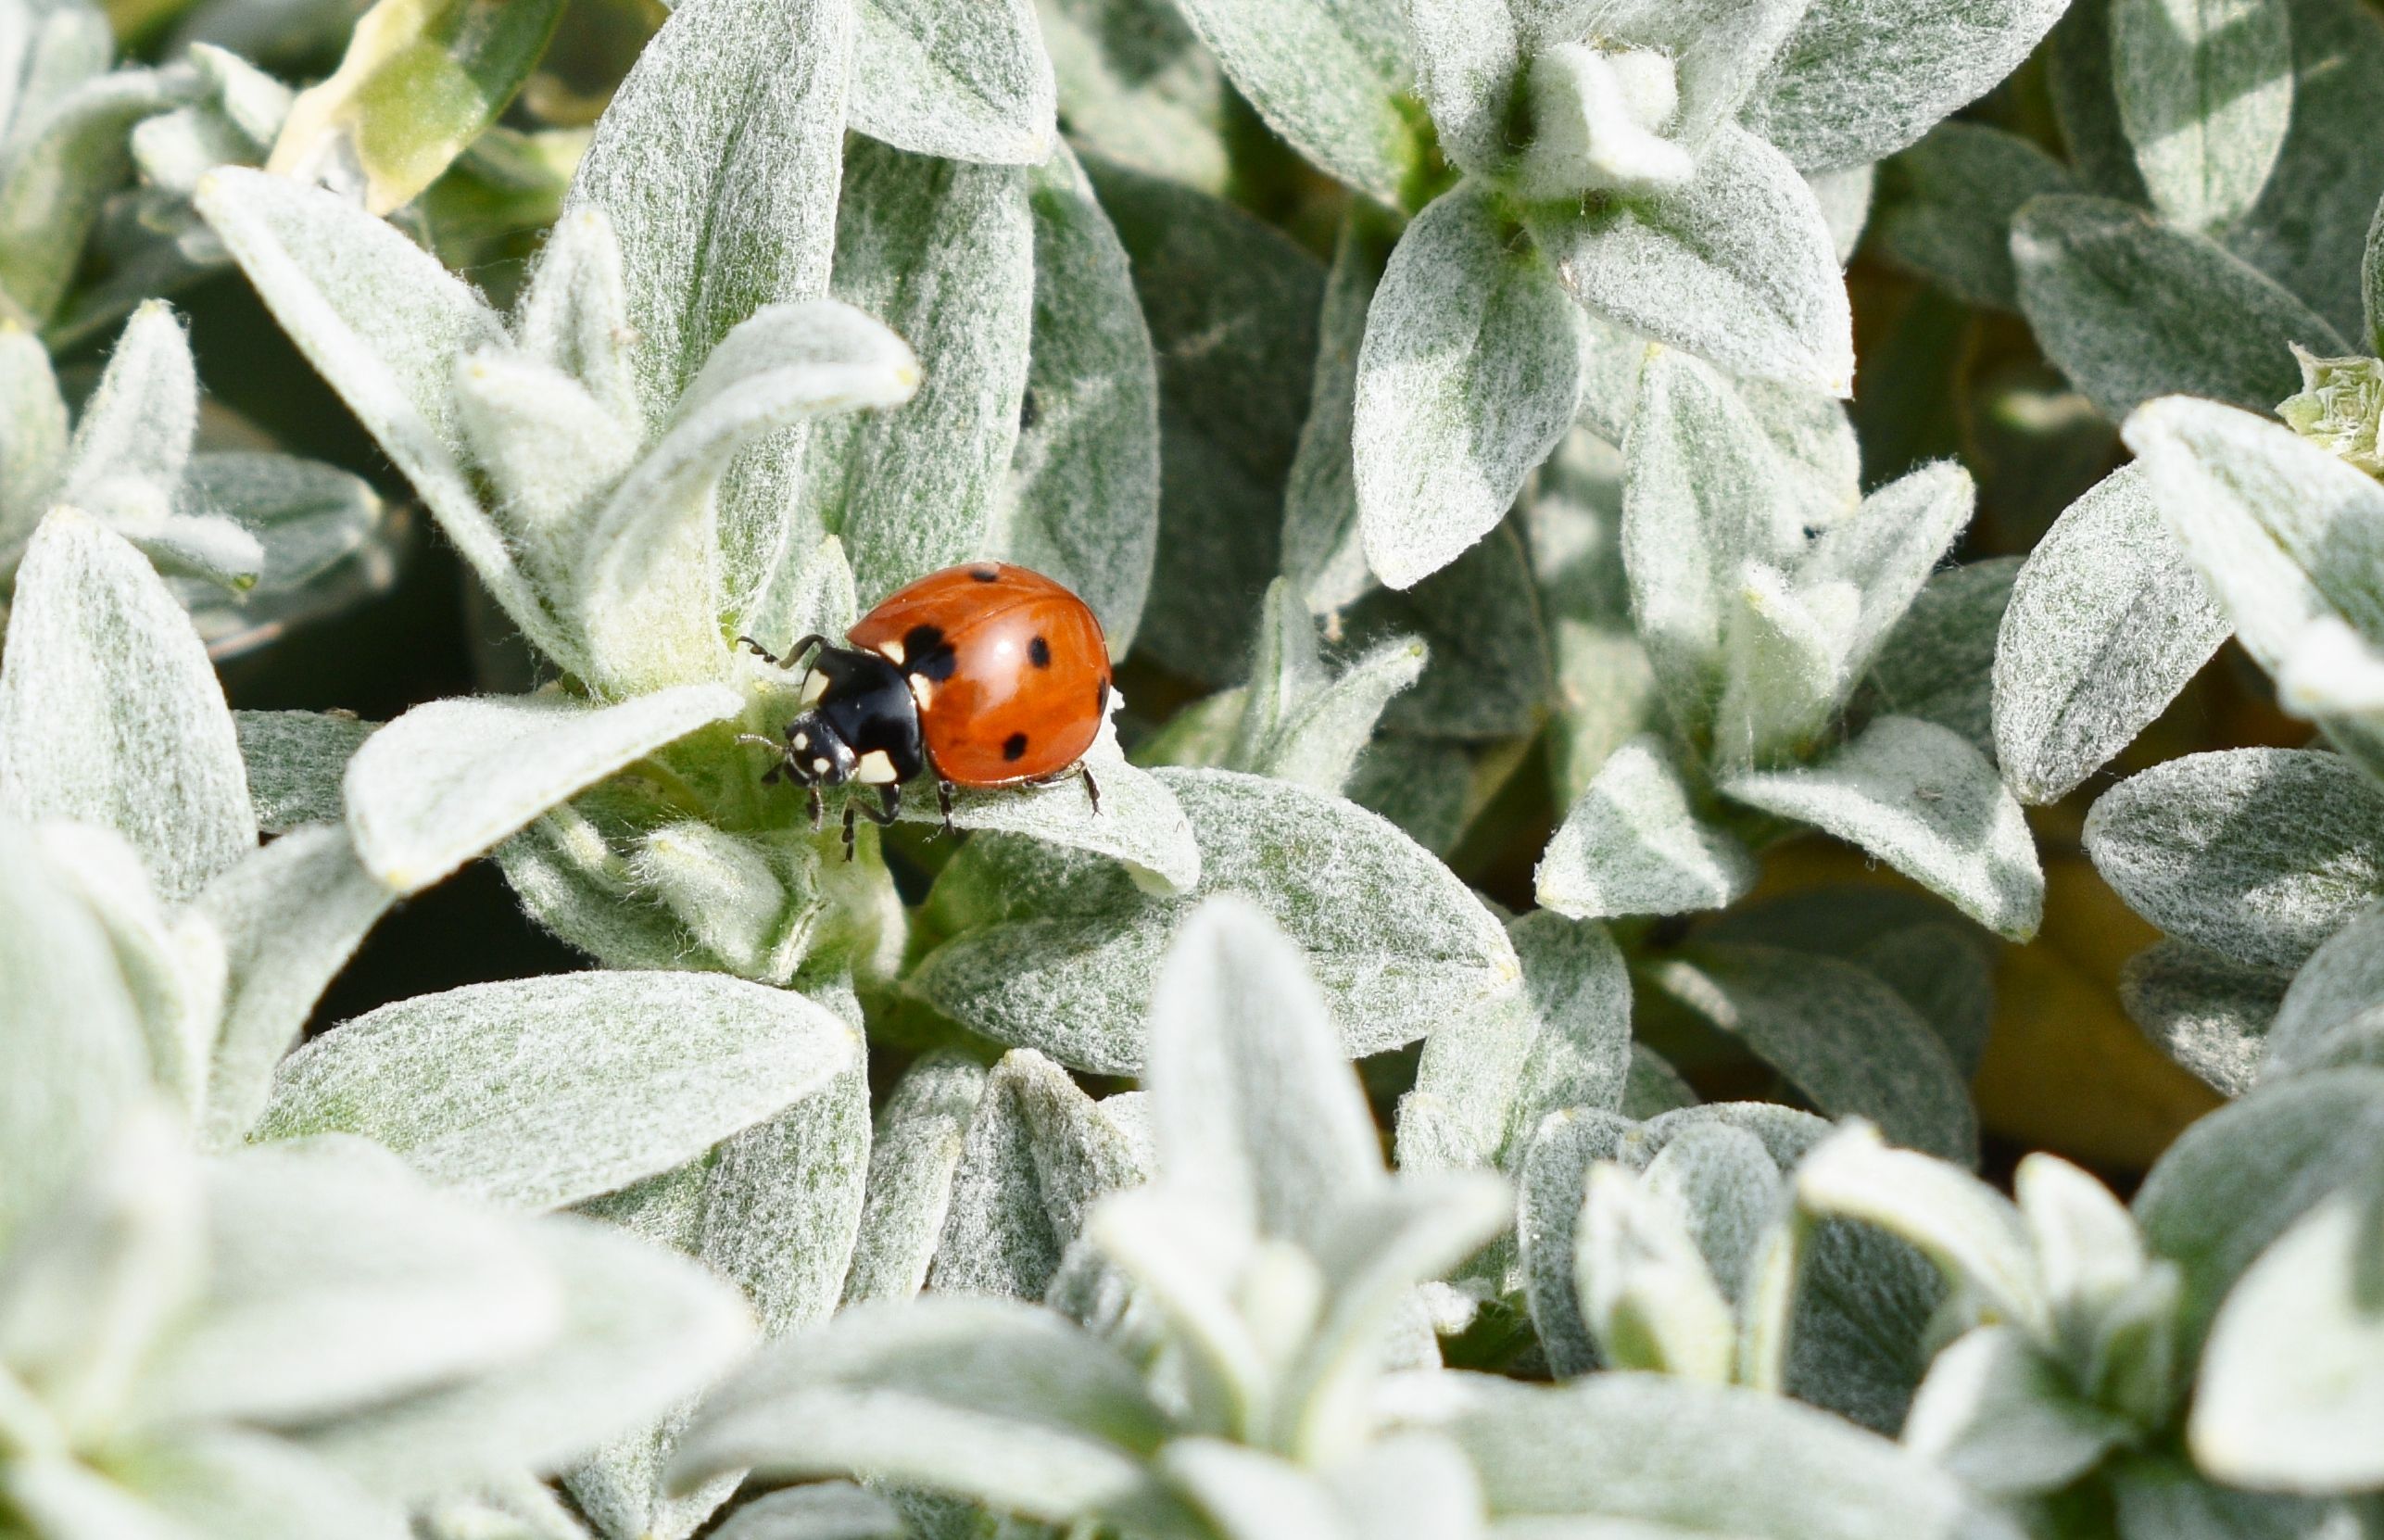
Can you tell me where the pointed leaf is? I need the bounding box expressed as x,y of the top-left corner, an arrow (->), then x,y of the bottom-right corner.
1356,179 -> 1587,590
1525,125 -> 1854,393
2086,748 -> 2384,970
851,0 -> 1055,164
990,143 -> 1159,650
2012,195 -> 2348,422
1722,716 -> 2044,940
256,972 -> 861,1209
1165,0 -> 1409,200
1993,465 -> 2229,803
2110,0 -> 2294,233
0,510 -> 254,900
343,686 -> 741,895
1537,735 -> 1759,920
1651,947 -> 1980,1164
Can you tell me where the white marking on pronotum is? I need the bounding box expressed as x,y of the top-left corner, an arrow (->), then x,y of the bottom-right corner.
800,671 -> 829,704
854,749 -> 901,784
877,638 -> 906,665
812,757 -> 831,776
909,675 -> 937,712
791,730 -> 810,751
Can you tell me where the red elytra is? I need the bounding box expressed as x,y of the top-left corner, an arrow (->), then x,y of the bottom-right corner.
846,562 -> 1113,787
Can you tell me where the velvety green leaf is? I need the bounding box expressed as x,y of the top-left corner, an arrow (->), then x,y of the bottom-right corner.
1900,1326 -> 2131,1496
671,1296 -> 1179,1526
907,768 -> 1518,1072
850,0 -> 1056,165
1342,521 -> 1550,741
2085,748 -> 2384,970
712,1483 -> 909,1540
2012,195 -> 2348,421
2120,940 -> 2286,1095
2121,397 -> 2384,765
0,47 -> 183,325
567,1058 -> 872,1540
114,1428 -> 410,1540
191,170 -> 568,667
2189,1172 -> 2384,1489
2110,0 -> 2294,233
2135,1066 -> 2384,1353
1036,0 -> 1230,191
991,142 -> 1159,650
2107,1455 -> 2365,1540
927,1049 -> 1149,1301
1803,461 -> 1977,692
1743,0 -> 2069,171
1515,1106 -> 1638,1375
1282,208 -> 1394,615
0,817 -> 151,1250
1356,179 -> 1587,591
1575,1161 -> 1739,1382
1088,158 -> 1323,683
1148,897 -> 1383,1254
2264,903 -> 2384,1076
195,825 -> 392,1148
0,1101 -> 199,1442
893,714 -> 1202,894
0,510 -> 255,901
843,1054 -> 990,1306
135,1136 -> 558,1428
1525,125 -> 1854,393
1647,946 -> 1979,1164
1618,348 -> 1798,725
1166,0 -> 1410,200
343,687 -> 742,895
1537,736 -> 1759,919
1722,716 -> 2044,940
257,971 -> 861,1209
294,1215 -> 754,1501
561,0 -> 849,434
2219,0 -> 2384,346
1993,466 -> 2229,803
1855,557 -> 2018,760
1875,122 -> 2076,310
1429,1371 -> 2026,1539
797,140 -> 1033,604
1794,1122 -> 2042,1330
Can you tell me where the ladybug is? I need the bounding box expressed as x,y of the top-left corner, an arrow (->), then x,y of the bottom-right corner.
738,562 -> 1112,856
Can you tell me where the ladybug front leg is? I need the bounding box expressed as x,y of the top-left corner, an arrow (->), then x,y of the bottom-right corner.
936,778 -> 956,838
1078,762 -> 1102,814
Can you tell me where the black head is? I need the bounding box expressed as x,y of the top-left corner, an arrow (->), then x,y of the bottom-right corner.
775,644 -> 927,790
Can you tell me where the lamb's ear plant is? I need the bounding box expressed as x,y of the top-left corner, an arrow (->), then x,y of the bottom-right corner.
672,900 -> 2019,1540
1157,0 -> 2073,596
194,0 -> 1185,998
1761,1102 -> 2384,1525
0,301 -> 397,652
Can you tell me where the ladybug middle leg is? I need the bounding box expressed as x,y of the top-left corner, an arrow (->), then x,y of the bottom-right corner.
936,778 -> 956,838
839,783 -> 903,862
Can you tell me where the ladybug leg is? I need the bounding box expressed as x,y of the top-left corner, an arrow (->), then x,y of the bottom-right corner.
1078,762 -> 1103,815
734,732 -> 790,786
840,802 -> 858,861
737,634 -> 829,671
807,785 -> 824,831
936,778 -> 956,838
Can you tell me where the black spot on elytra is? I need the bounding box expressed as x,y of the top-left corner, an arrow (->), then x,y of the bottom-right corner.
1019,388 -> 1039,430
1028,635 -> 1052,668
968,564 -> 999,582
902,624 -> 958,681
1003,732 -> 1028,762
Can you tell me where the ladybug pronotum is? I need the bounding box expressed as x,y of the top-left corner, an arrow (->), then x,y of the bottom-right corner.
738,562 -> 1113,856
